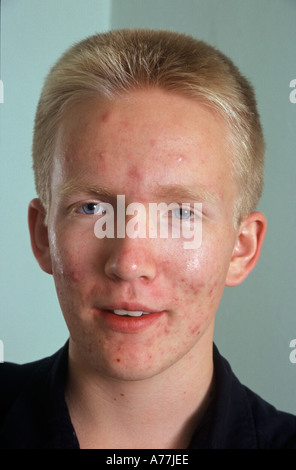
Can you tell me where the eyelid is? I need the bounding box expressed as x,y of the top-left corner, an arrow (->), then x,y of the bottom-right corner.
73,200 -> 107,215
69,199 -> 204,220
167,203 -> 203,218
173,208 -> 196,219
76,202 -> 99,215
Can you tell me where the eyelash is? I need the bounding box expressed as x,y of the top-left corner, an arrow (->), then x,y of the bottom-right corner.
76,202 -> 107,215
169,207 -> 197,220
76,202 -> 201,221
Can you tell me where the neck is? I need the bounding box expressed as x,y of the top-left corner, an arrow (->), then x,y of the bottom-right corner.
65,330 -> 215,449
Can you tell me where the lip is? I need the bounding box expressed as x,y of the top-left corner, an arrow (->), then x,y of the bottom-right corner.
94,304 -> 165,332
101,302 -> 162,313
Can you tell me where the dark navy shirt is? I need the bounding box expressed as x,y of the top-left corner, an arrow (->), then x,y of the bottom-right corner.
0,342 -> 295,449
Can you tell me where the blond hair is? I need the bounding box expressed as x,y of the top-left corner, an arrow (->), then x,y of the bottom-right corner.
33,29 -> 265,224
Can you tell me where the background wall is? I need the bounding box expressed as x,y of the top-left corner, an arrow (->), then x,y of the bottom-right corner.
1,0 -> 295,414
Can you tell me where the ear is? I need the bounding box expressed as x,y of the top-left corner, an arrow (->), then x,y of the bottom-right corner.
225,211 -> 267,287
28,198 -> 53,275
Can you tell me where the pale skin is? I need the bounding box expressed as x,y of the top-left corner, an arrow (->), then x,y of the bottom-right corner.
28,88 -> 267,448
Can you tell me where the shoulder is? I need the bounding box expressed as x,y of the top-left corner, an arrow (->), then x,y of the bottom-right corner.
211,345 -> 296,449
0,348 -> 63,425
243,385 -> 296,449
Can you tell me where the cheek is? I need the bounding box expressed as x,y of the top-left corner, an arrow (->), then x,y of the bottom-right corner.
51,246 -> 84,284
49,229 -> 99,294
160,246 -> 227,330
163,246 -> 221,299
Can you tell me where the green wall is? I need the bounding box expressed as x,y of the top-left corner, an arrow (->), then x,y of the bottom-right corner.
0,0 -> 111,361
1,0 -> 296,414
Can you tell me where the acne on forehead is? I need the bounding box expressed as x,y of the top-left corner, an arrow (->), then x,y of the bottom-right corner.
55,93 -> 236,200
127,165 -> 143,183
60,92 -> 227,147
101,112 -> 110,123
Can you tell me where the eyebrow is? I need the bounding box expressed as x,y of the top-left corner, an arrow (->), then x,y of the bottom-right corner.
154,184 -> 219,205
57,180 -> 114,199
57,180 -> 219,205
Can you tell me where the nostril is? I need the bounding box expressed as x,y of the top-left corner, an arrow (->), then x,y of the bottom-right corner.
104,240 -> 157,282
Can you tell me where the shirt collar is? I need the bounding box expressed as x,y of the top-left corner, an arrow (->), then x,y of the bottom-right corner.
189,344 -> 257,448
1,342 -> 258,449
0,342 -> 79,449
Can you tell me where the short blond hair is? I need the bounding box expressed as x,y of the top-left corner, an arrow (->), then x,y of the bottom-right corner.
33,29 -> 265,224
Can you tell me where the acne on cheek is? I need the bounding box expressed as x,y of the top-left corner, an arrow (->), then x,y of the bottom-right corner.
176,276 -> 205,297
185,316 -> 211,342
190,325 -> 201,335
54,263 -> 102,303
52,239 -> 99,285
56,263 -> 85,284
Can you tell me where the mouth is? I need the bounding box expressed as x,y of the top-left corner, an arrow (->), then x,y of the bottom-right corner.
110,309 -> 151,317
95,305 -> 165,332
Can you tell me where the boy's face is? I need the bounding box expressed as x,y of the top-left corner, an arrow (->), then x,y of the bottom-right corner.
43,89 -> 240,380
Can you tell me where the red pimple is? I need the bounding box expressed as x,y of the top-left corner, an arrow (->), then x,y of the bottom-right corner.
190,325 -> 201,335
101,112 -> 110,123
116,358 -> 121,363
128,165 -> 141,182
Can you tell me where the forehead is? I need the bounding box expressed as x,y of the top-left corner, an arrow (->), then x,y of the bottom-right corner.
57,89 -> 229,148
53,89 -> 235,202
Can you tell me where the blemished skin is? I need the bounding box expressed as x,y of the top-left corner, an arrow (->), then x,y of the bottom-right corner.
28,88 -> 267,448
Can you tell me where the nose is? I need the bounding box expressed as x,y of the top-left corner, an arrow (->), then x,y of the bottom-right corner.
104,236 -> 157,282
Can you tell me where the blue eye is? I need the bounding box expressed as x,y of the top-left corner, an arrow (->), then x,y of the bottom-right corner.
172,208 -> 194,220
78,203 -> 106,215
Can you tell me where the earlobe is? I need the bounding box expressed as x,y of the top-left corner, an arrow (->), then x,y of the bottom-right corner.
225,211 -> 267,287
28,198 -> 53,274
